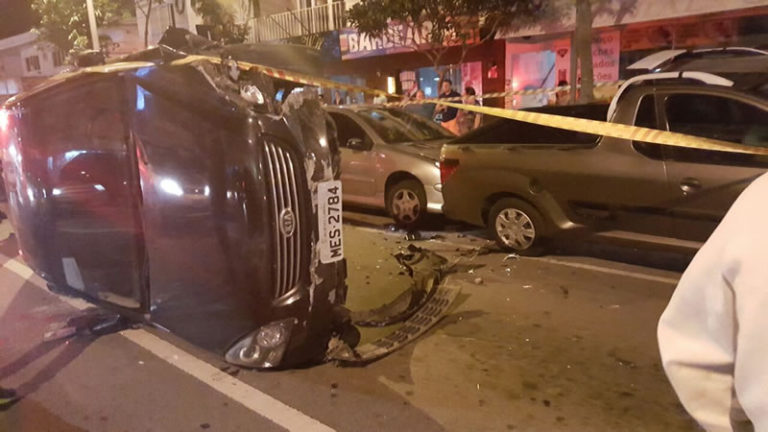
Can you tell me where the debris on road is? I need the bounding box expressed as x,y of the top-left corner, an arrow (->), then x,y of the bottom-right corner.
327,245 -> 461,365
43,309 -> 133,342
457,244 -> 496,259
503,253 -> 520,262
474,277 -> 484,285
405,231 -> 422,241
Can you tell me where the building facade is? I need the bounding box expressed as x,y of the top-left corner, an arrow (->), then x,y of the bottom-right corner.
0,31 -> 68,102
132,0 -> 768,109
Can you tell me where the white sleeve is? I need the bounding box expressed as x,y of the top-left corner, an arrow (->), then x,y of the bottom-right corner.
658,173 -> 768,431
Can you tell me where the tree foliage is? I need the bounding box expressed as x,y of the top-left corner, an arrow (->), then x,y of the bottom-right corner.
193,0 -> 259,44
31,0 -> 134,52
347,0 -> 557,69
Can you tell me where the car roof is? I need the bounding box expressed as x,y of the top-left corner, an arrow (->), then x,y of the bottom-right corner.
662,55 -> 768,74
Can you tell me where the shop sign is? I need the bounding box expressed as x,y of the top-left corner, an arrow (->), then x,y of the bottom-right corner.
339,22 -> 479,60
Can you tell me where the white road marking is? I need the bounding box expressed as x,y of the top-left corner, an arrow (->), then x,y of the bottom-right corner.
351,226 -> 680,285
2,257 -> 336,432
535,257 -> 680,285
121,331 -> 335,432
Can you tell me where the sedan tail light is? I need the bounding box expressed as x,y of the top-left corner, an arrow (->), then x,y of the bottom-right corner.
440,158 -> 459,184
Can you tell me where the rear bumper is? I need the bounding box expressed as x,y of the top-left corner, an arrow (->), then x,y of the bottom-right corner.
426,183 -> 444,214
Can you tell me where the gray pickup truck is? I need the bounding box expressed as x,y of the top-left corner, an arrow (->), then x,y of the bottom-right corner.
441,51 -> 768,254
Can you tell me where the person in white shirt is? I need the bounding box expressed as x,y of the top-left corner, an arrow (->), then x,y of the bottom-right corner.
658,172 -> 768,432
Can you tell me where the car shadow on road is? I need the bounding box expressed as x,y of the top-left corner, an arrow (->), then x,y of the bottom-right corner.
0,335 -> 95,398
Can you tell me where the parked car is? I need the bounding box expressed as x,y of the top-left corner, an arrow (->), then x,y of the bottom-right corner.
326,106 -> 455,226
441,49 -> 768,254
0,30 -> 348,369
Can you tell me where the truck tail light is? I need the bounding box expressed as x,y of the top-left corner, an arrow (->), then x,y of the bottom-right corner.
440,158 -> 459,184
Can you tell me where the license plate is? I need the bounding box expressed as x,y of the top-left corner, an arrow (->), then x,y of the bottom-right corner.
318,180 -> 343,263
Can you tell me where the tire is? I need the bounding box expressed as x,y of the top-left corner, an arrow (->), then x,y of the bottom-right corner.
386,179 -> 427,228
488,198 -> 549,256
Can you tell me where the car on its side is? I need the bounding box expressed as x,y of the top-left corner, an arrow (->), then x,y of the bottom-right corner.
441,49 -> 768,254
326,106 -> 455,226
0,30 -> 348,369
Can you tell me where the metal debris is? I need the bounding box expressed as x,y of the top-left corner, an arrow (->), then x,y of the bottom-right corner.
404,231 -> 422,241
348,244 -> 448,328
503,253 -> 520,262
327,245 -> 461,365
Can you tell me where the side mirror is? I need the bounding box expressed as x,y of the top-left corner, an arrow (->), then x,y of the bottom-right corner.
346,138 -> 368,151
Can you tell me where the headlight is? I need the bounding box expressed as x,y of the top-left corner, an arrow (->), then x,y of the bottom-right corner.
225,318 -> 296,368
240,84 -> 265,105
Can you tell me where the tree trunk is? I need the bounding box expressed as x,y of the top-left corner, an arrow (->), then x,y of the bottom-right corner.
144,0 -> 154,48
569,30 -> 577,104
574,0 -> 594,103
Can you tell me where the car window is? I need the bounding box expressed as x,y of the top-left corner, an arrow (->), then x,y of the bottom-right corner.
382,108 -> 454,140
663,93 -> 768,167
355,109 -> 422,144
329,112 -> 369,148
632,95 -> 663,160
456,104 -> 606,145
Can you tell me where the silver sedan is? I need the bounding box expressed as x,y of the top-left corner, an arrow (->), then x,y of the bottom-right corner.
326,106 -> 455,226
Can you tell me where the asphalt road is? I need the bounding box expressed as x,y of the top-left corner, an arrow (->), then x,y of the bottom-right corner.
0,210 -> 699,432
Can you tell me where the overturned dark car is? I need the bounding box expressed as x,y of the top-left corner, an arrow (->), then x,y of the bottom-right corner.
0,31 -> 348,369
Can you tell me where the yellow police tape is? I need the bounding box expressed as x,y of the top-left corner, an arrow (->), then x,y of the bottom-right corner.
400,80 -> 625,103
435,100 -> 768,155
171,54 -> 767,156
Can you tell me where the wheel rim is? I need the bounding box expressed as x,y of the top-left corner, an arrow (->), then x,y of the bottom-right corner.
391,189 -> 421,223
495,208 -> 536,250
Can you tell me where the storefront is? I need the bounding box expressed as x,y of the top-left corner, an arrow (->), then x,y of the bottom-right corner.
325,25 -> 507,108
501,4 -> 768,109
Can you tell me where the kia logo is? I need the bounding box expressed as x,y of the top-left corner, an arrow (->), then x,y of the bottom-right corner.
279,208 -> 296,237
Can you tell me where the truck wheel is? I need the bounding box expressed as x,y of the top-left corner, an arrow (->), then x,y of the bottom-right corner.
488,198 -> 548,256
386,179 -> 427,228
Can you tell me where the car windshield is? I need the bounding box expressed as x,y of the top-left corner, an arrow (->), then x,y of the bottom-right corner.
356,108 -> 452,144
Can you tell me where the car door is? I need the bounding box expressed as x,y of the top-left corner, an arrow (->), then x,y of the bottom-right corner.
23,76 -> 147,312
659,90 -> 768,242
328,111 -> 377,202
530,94 -> 679,238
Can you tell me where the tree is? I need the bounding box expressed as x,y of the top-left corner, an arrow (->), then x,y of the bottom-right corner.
347,0 -> 556,74
32,0 -> 134,52
565,0 -> 637,103
134,0 -> 154,48
193,0 -> 260,44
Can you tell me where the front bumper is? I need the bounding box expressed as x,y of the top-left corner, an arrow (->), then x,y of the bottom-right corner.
225,258 -> 348,369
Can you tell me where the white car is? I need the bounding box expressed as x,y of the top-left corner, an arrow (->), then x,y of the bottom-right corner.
326,106 -> 455,226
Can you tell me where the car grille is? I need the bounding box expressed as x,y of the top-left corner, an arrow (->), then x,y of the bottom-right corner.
263,140 -> 303,299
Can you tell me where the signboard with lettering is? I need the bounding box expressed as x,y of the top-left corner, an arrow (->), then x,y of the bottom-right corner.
554,30 -> 621,85
339,23 -> 479,60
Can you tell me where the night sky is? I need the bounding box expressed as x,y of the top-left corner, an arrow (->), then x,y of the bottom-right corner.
0,0 -> 37,39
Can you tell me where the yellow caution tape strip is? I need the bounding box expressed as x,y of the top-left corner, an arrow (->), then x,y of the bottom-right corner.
169,54 -> 766,156
401,81 -> 625,104
437,100 -> 768,155
172,54 -> 393,97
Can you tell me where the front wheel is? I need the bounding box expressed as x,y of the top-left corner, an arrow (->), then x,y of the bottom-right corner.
386,179 -> 427,228
488,198 -> 549,256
